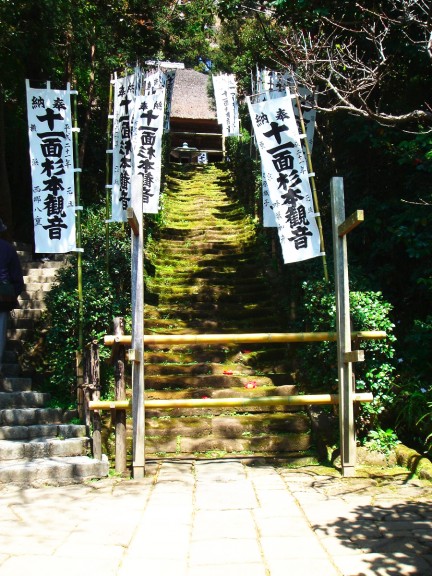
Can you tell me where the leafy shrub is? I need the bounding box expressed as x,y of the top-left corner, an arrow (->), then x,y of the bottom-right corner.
393,377 -> 432,455
28,205 -> 131,406
363,427 -> 400,456
225,132 -> 260,216
297,279 -> 397,437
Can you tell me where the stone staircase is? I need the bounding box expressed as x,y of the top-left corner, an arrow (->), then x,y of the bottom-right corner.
0,245 -> 109,485
135,164 -> 315,461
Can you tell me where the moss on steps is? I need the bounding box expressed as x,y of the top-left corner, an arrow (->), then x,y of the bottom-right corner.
139,164 -> 314,459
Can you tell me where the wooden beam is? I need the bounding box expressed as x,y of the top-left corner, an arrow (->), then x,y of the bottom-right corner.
89,392 -> 373,411
126,207 -> 139,236
104,330 -> 387,347
344,350 -> 365,363
338,210 -> 364,237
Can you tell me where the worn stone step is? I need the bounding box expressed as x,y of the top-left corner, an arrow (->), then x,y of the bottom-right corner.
0,437 -> 89,460
9,308 -> 43,320
148,276 -> 270,292
145,302 -> 278,321
154,244 -> 257,257
16,298 -> 46,310
145,316 -> 280,334
0,377 -> 33,393
144,362 -> 257,377
21,281 -> 55,292
144,385 -> 302,417
25,266 -> 61,278
0,455 -> 109,486
143,343 -> 280,362
145,433 -> 312,455
156,289 -> 273,306
1,363 -> 22,378
8,316 -> 38,329
0,407 -> 74,427
145,413 -> 310,438
0,391 -> 51,409
146,374 -> 277,390
6,328 -> 34,341
0,423 -> 87,441
144,373 -> 288,390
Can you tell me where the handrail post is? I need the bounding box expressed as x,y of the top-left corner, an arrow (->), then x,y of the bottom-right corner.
83,340 -> 102,460
130,201 -> 145,478
113,317 -> 127,475
331,177 -> 364,477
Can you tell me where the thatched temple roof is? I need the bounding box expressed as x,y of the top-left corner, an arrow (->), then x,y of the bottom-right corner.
170,69 -> 217,121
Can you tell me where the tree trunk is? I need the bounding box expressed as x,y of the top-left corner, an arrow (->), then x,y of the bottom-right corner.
0,88 -> 14,238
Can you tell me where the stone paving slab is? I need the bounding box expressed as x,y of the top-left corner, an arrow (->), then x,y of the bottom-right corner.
0,460 -> 431,575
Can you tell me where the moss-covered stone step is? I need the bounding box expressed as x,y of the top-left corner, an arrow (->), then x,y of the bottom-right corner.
153,290 -> 276,306
144,385 -> 297,400
145,303 -> 279,322
143,344 -> 288,364
145,317 -> 281,334
146,277 -> 271,294
145,413 -> 310,438
136,164 -> 312,458
144,373 -> 290,390
144,362 -> 264,377
144,433 -> 312,455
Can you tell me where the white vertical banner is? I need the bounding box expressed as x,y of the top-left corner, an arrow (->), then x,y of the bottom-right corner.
256,70 -> 317,152
161,70 -> 176,132
131,88 -> 166,214
255,71 -> 318,228
111,73 -> 136,222
248,94 -> 321,264
262,165 -> 277,227
26,81 -> 77,253
212,73 -> 240,136
212,74 -> 225,125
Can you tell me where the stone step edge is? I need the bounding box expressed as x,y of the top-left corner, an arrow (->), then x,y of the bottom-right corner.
0,437 -> 90,460
0,423 -> 87,440
0,455 -> 110,486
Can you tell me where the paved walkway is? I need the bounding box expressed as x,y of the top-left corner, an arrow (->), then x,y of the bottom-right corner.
0,460 -> 431,575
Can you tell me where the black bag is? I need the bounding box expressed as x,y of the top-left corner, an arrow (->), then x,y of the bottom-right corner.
0,282 -> 18,311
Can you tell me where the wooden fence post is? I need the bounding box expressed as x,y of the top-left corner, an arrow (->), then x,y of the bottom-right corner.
82,340 -> 102,460
113,317 -> 127,475
129,200 -> 145,478
331,177 -> 364,477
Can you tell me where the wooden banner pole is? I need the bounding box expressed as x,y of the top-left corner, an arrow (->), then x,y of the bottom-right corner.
130,202 -> 145,478
105,76 -> 114,274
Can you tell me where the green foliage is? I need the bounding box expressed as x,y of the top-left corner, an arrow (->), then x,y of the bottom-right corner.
362,427 -> 400,456
297,280 -> 396,436
393,377 -> 432,454
225,132 -> 260,217
30,205 -> 131,406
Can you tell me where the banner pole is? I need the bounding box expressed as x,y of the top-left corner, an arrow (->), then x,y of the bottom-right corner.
292,84 -> 329,282
72,89 -> 84,361
105,75 -> 114,273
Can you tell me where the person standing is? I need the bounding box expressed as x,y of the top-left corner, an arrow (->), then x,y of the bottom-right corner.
0,218 -> 24,377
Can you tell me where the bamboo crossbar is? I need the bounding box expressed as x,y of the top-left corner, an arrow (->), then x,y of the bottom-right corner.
89,392 -> 373,411
103,331 -> 387,347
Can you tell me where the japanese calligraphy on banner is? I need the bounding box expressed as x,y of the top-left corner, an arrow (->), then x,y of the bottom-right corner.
161,70 -> 176,132
247,94 -> 321,264
131,88 -> 166,214
255,69 -> 317,152
142,68 -> 176,131
26,81 -> 76,254
112,73 -> 137,222
212,73 -> 240,137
